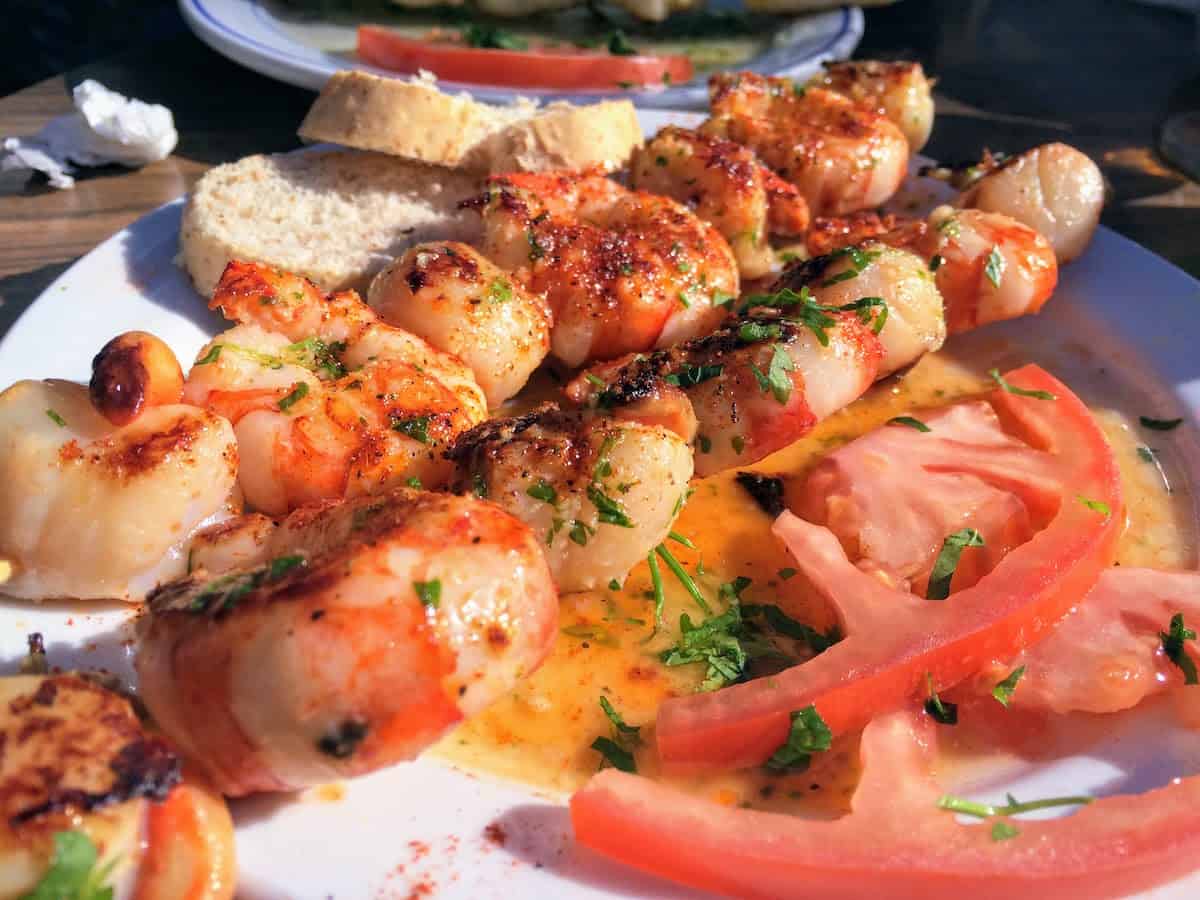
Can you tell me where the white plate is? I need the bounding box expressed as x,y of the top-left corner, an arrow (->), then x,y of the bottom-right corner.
1,109 -> 1199,898
179,0 -> 863,107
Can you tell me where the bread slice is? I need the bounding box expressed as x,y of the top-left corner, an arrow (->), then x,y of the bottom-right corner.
297,70 -> 643,173
179,149 -> 481,297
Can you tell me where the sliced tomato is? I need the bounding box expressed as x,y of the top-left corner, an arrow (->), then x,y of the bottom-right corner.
357,26 -> 693,91
968,567 -> 1200,714
800,400 -> 1056,593
656,365 -> 1123,771
573,709 -> 1200,899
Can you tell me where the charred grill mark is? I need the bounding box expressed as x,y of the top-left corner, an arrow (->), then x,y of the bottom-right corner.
90,414 -> 202,479
735,473 -> 787,518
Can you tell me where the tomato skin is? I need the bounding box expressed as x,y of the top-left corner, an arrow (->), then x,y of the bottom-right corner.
655,365 -> 1123,772
357,26 -> 693,90
573,711 -> 1200,900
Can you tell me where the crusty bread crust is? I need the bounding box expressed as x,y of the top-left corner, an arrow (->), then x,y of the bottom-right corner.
298,69 -> 642,173
180,149 -> 481,297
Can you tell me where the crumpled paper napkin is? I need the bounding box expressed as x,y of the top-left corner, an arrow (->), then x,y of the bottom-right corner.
1,80 -> 178,189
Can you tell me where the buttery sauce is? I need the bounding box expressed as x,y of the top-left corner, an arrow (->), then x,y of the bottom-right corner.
434,330 -> 1196,815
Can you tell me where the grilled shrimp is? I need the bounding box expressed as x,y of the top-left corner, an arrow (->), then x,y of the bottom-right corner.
631,126 -> 810,280
888,206 -> 1059,334
0,670 -> 235,900
474,170 -> 738,369
809,60 -> 936,151
367,242 -> 551,408
567,313 -> 882,477
958,143 -> 1104,263
703,73 -> 910,217
184,262 -> 487,516
136,488 -> 557,797
0,378 -> 237,601
449,408 -> 693,592
766,241 -> 946,377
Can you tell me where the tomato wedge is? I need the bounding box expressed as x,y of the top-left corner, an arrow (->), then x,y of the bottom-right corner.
573,710 -> 1200,899
357,26 -> 693,90
656,365 -> 1123,771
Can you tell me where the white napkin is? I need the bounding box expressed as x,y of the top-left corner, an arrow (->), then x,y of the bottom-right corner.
1,80 -> 178,189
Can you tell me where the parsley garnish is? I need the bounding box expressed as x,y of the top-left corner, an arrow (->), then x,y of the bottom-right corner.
778,567 -> 797,580
607,29 -> 638,55
488,278 -> 512,303
608,578 -> 622,591
740,287 -> 887,345
591,736 -> 636,772
23,831 -> 116,900
569,520 -> 595,545
461,23 -> 527,50
765,705 -> 833,772
471,471 -> 488,498
588,484 -> 633,528
820,247 -> 881,287
286,336 -> 346,380
927,528 -> 984,600
737,321 -> 782,343
195,344 -> 222,365
983,246 -> 1006,288
413,579 -> 441,608
391,414 -> 432,444
741,603 -> 840,654
929,254 -> 944,272
697,434 -> 712,454
599,695 -> 641,742
655,543 -> 711,614
526,479 -> 558,505
660,605 -> 747,691
189,554 -> 306,614
888,415 -> 930,432
277,381 -> 309,411
713,288 -> 736,307
1161,612 -> 1198,684
1077,495 -> 1111,517
750,345 -> 795,404
1140,416 -> 1183,431
527,228 -> 545,261
938,792 -> 1092,818
992,665 -> 1026,707
647,549 -> 666,628
406,476 -> 422,489
664,363 -> 724,388
990,821 -> 1020,842
937,215 -> 962,238
1137,445 -> 1158,463
317,719 -> 369,759
924,672 -> 957,725
590,695 -> 640,772
45,408 -> 67,427
989,368 -> 1056,401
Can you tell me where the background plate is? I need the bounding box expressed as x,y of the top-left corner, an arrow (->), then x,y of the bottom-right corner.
0,109 -> 1198,897
179,0 -> 863,107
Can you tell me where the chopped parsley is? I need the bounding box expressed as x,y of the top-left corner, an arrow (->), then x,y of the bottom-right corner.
569,520 -> 595,546
1137,445 -> 1158,463
608,578 -> 622,591
937,792 -> 1092,819
927,528 -> 985,600
737,321 -> 782,343
750,345 -> 795,404
1161,612 -> 1198,684
924,672 -> 957,725
990,821 -> 1021,842
668,530 -> 695,549
713,288 -> 736,307
286,336 -> 346,380
584,373 -> 607,389
607,30 -> 638,55
588,484 -> 633,528
778,567 -> 797,580
937,215 -> 962,238
888,415 -> 930,432
45,408 -> 67,427
471,471 -> 489,498
526,479 -> 558,505
488,278 -> 513,303
413,579 -> 442,608
647,549 -> 666,628
765,705 -> 833,772
599,695 -> 641,742
660,605 -> 747,691
992,665 -> 1026,707
741,603 -> 840,655
591,736 -> 636,772
277,381 -> 309,411
929,254 -> 944,272
1077,495 -> 1111,517
22,831 -> 116,900
405,476 -> 422,489
189,554 -> 306,614
819,247 -> 881,287
731,434 -> 746,454
664,363 -> 724,388
655,543 -> 711,614
1140,416 -> 1183,431
461,23 -> 527,50
989,368 -> 1057,401
740,286 -> 887,345
527,228 -> 545,261
195,344 -> 221,365
391,414 -> 432,444
697,434 -> 713,454
983,246 -> 1006,288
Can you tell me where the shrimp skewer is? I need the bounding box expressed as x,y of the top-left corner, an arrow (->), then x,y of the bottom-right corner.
136,488 -> 557,797
703,73 -> 910,218
473,170 -> 739,369
184,261 -> 488,516
449,407 -> 693,592
631,126 -> 810,280
368,242 -> 551,408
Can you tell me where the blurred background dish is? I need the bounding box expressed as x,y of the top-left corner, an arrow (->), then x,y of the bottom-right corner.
179,0 -> 866,106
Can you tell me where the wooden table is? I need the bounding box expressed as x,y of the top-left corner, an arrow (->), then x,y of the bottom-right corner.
1,1 -> 1197,342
